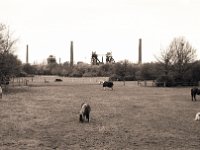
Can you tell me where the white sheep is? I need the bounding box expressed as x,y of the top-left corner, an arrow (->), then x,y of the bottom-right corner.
195,112 -> 200,121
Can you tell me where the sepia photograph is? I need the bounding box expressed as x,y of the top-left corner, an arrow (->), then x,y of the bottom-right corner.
1,0 -> 200,149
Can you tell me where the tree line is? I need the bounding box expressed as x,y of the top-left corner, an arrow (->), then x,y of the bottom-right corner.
1,23 -> 200,86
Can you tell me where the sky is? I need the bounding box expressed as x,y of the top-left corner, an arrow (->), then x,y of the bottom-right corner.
1,0 -> 200,64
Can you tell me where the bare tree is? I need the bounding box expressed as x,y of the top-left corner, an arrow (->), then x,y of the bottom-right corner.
169,37 -> 196,81
0,24 -> 17,54
156,48 -> 174,77
157,36 -> 197,84
0,23 -> 21,83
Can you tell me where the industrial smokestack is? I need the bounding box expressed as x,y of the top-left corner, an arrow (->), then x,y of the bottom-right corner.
70,41 -> 74,67
26,44 -> 29,64
138,38 -> 142,65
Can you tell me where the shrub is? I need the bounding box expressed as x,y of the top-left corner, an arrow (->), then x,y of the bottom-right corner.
155,75 -> 175,87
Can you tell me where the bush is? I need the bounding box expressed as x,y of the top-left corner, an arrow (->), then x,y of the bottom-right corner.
82,72 -> 97,77
69,69 -> 82,77
124,75 -> 135,81
109,74 -> 123,81
155,75 -> 175,87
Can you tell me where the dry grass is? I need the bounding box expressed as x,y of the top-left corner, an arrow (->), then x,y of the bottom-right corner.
1,77 -> 200,149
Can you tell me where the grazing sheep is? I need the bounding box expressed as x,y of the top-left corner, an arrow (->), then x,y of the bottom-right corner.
79,103 -> 91,123
195,112 -> 200,121
0,86 -> 2,99
191,87 -> 200,101
103,81 -> 114,90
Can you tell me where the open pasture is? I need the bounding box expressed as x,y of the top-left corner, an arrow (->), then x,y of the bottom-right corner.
0,76 -> 200,149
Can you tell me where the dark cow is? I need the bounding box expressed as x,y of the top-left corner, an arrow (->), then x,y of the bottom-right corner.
79,103 -> 91,123
191,87 -> 200,101
55,78 -> 63,82
103,81 -> 114,90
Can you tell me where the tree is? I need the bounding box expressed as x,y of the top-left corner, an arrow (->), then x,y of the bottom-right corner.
156,37 -> 197,85
170,37 -> 196,82
140,63 -> 158,80
22,63 -> 37,75
156,48 -> 174,76
0,24 -> 17,53
190,61 -> 200,83
0,23 -> 21,82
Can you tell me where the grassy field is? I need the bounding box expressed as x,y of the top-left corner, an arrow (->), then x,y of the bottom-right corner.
0,76 -> 200,150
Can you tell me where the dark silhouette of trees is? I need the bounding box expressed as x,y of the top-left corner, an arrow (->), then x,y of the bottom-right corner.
140,63 -> 158,80
21,63 -> 37,75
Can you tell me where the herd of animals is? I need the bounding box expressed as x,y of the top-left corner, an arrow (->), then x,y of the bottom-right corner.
1,81 -> 200,122
80,84 -> 200,123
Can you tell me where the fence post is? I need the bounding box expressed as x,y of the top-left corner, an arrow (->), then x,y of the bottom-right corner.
144,80 -> 147,86
12,77 -> 15,87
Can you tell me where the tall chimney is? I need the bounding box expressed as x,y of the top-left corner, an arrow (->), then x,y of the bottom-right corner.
26,44 -> 29,64
70,41 -> 74,67
138,38 -> 142,65
59,58 -> 61,64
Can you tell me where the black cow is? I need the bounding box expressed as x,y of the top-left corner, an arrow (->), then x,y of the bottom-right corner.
55,78 -> 63,82
79,103 -> 91,123
103,81 -> 114,90
191,87 -> 200,101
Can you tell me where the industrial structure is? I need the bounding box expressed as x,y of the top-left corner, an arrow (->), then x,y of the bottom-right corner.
26,45 -> 29,64
91,38 -> 142,65
25,39 -> 142,65
47,55 -> 56,64
91,51 -> 115,65
70,41 -> 74,67
138,38 -> 142,65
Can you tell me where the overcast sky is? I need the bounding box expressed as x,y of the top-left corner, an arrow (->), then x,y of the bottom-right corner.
1,0 -> 200,64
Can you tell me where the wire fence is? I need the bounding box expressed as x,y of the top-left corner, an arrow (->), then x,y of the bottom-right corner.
137,80 -> 200,87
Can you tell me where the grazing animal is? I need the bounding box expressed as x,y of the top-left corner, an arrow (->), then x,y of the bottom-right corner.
191,87 -> 200,101
55,78 -> 63,82
0,86 -> 2,99
79,103 -> 91,123
195,112 -> 200,121
103,81 -> 114,90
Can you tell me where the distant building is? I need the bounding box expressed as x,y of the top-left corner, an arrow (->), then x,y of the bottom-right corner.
47,55 -> 57,65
